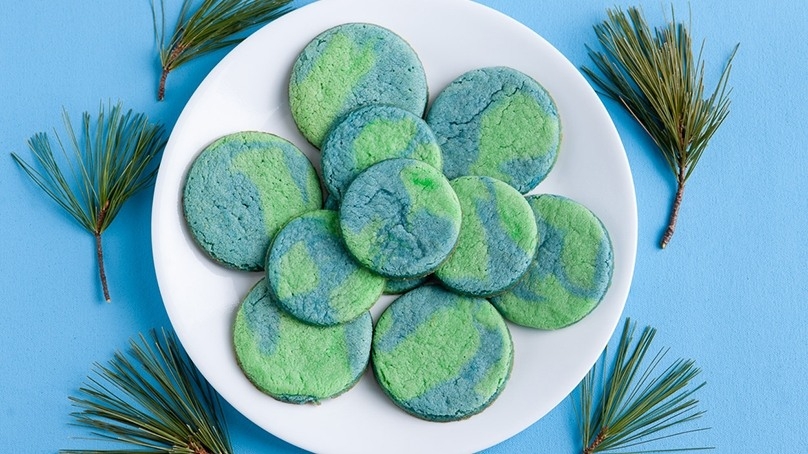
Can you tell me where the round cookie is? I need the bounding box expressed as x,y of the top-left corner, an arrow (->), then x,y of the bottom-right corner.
289,23 -> 428,148
383,275 -> 431,295
372,285 -> 513,422
322,105 -> 442,201
490,194 -> 614,330
427,66 -> 561,193
266,210 -> 385,326
340,158 -> 461,279
183,131 -> 321,270
435,176 -> 538,297
233,278 -> 372,404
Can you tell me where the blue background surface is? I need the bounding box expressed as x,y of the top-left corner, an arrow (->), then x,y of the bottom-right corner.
1,0 -> 805,452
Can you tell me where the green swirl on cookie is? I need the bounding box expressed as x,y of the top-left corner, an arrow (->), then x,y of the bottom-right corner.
182,131 -> 321,270
266,210 -> 385,325
289,23 -> 428,148
435,176 -> 538,297
233,279 -> 372,404
340,158 -> 461,278
427,66 -> 561,193
322,105 -> 442,201
490,194 -> 614,329
372,286 -> 513,421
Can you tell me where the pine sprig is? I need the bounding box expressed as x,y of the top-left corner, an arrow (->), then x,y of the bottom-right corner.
151,0 -> 293,100
577,319 -> 711,454
61,329 -> 232,454
583,7 -> 737,248
11,103 -> 166,302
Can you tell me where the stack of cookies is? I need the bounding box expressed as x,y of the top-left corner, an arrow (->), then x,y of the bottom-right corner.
181,23 -> 614,422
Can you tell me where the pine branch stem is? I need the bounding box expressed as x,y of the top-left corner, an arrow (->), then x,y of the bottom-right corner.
189,439 -> 211,454
95,200 -> 111,302
584,427 -> 608,454
157,66 -> 170,101
660,166 -> 687,249
157,39 -> 185,101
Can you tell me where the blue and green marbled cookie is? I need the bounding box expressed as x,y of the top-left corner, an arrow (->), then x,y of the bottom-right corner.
340,158 -> 462,279
321,105 -> 442,201
289,23 -> 428,148
372,285 -> 513,422
266,210 -> 385,326
233,278 -> 372,404
426,66 -> 561,193
490,194 -> 614,330
183,131 -> 321,270
435,176 -> 538,297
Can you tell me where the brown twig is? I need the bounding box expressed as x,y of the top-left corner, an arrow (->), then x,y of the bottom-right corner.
157,66 -> 170,101
95,199 -> 111,302
660,163 -> 687,249
583,427 -> 608,454
157,37 -> 185,101
189,439 -> 212,454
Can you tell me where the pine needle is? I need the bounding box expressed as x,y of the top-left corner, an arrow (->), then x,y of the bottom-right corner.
151,0 -> 294,100
578,319 -> 712,453
11,103 -> 166,302
583,7 -> 737,248
61,329 -> 232,454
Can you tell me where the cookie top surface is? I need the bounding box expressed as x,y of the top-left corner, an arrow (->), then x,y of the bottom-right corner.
233,278 -> 372,404
289,23 -> 428,148
435,176 -> 538,297
490,194 -> 614,329
321,105 -> 442,201
182,131 -> 322,270
427,66 -> 561,193
339,158 -> 462,278
266,210 -> 385,325
372,285 -> 513,422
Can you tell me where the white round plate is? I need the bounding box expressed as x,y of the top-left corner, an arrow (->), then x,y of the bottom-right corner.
152,0 -> 637,452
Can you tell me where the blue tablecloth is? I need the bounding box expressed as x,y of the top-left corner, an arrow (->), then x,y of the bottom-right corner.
1,0 -> 805,451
